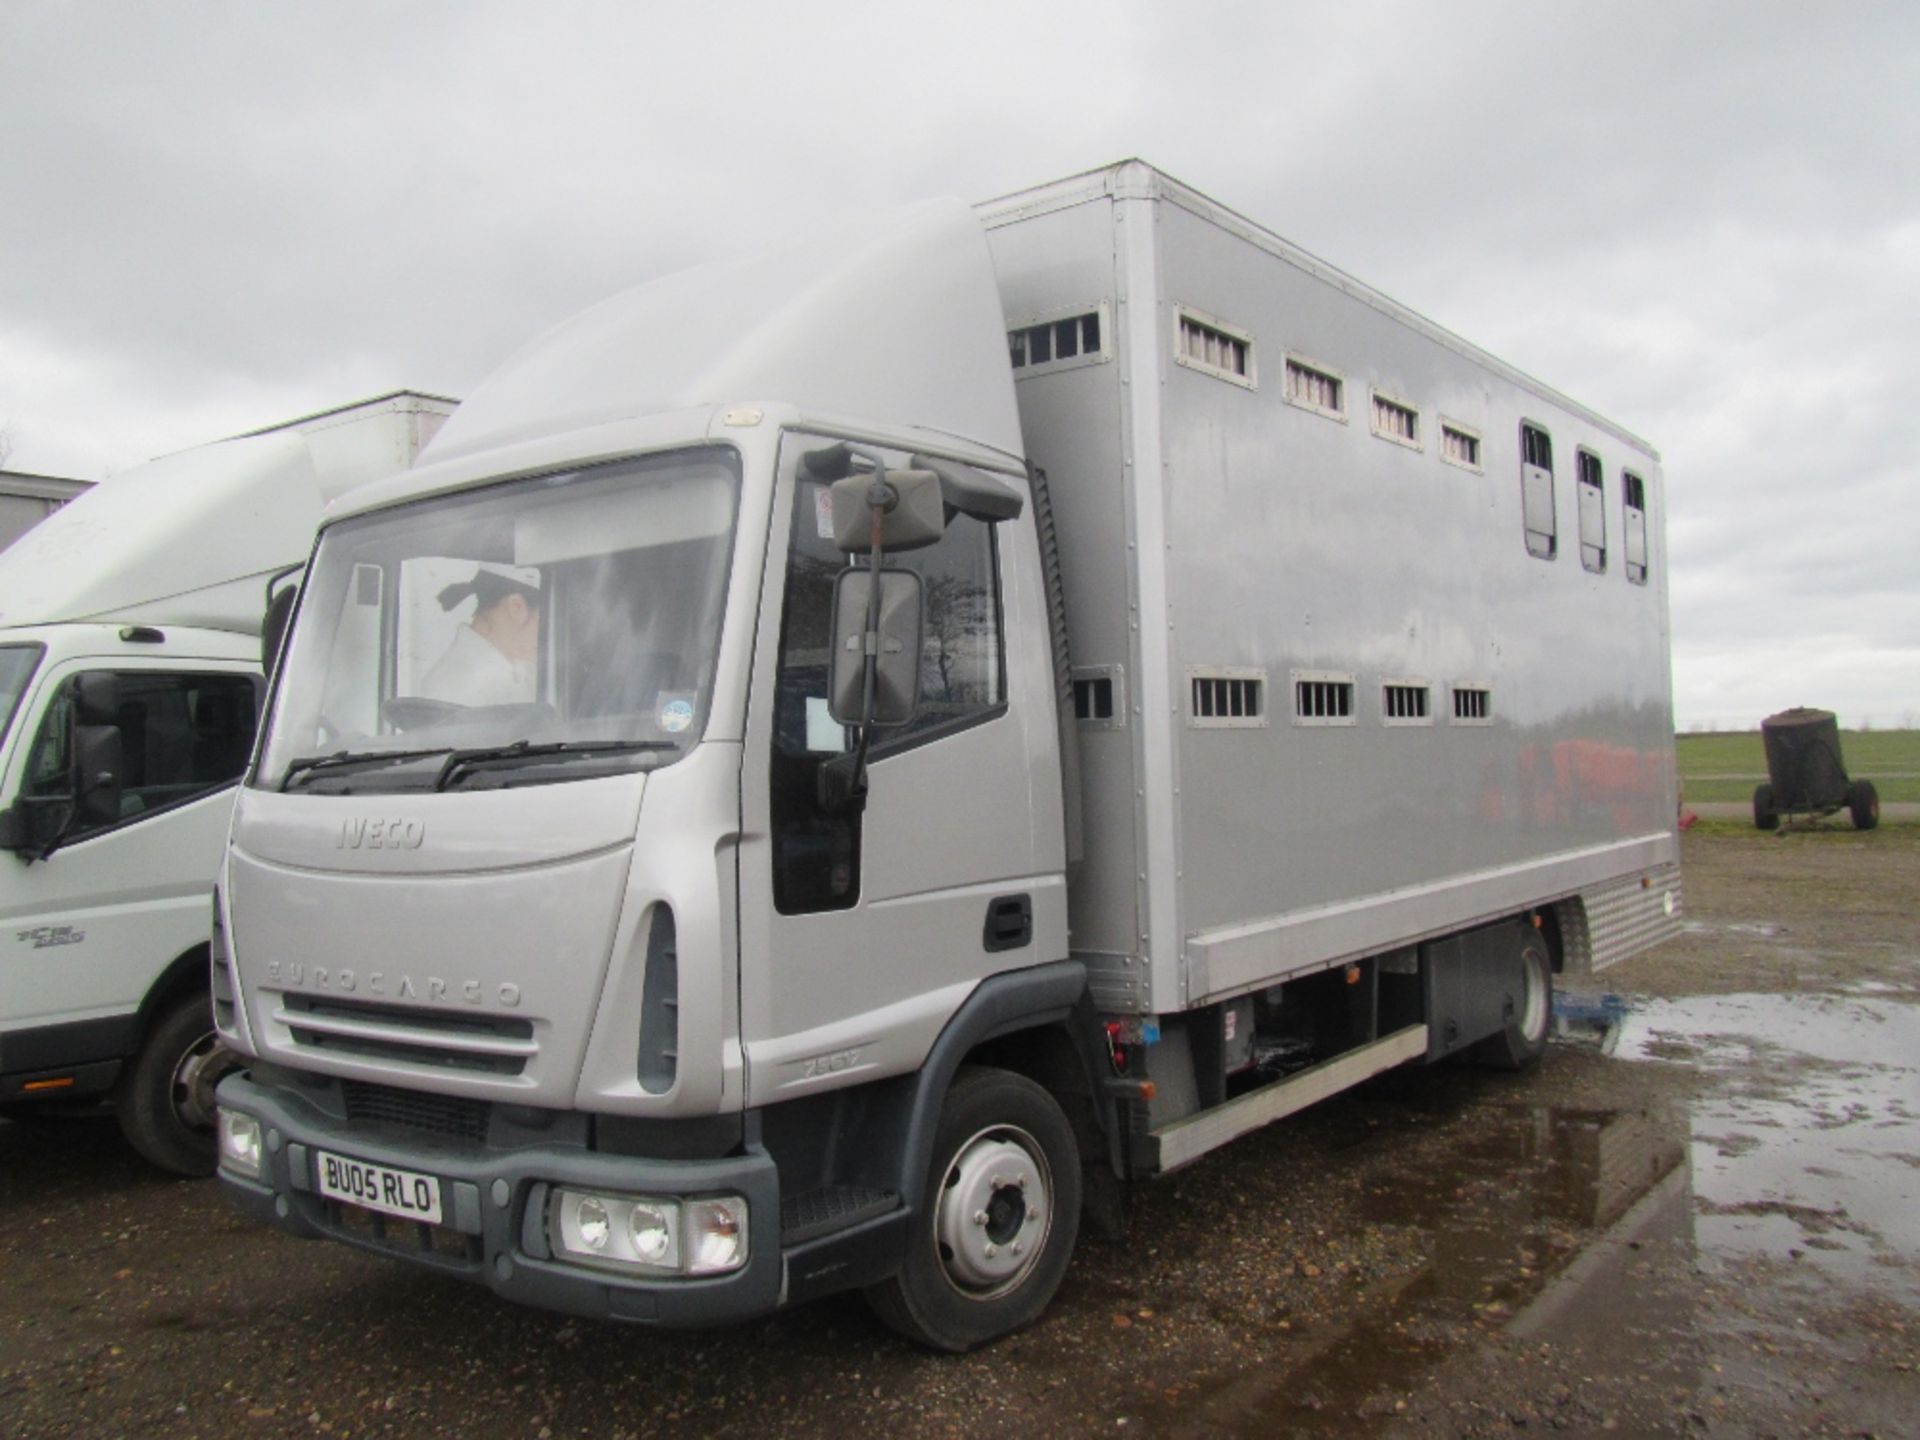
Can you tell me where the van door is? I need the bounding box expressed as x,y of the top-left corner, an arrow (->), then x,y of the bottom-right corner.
737,434 -> 1054,1106
0,661 -> 260,1034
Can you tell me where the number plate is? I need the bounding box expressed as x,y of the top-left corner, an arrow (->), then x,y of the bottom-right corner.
315,1149 -> 443,1225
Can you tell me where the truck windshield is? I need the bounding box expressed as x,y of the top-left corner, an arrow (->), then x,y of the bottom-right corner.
253,447 -> 740,793
0,644 -> 40,750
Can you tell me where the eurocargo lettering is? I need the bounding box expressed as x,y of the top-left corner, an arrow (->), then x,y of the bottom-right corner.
212,164 -> 1679,1350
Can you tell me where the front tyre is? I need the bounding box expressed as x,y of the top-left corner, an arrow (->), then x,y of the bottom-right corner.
115,993 -> 238,1176
866,1066 -> 1082,1352
1477,938 -> 1553,1071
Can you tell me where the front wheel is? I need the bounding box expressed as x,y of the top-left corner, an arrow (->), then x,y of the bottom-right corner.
866,1066 -> 1082,1352
115,993 -> 239,1176
1477,938 -> 1553,1071
1848,780 -> 1880,831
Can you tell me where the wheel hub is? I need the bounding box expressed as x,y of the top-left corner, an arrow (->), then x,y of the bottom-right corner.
171,1031 -> 239,1133
934,1129 -> 1052,1295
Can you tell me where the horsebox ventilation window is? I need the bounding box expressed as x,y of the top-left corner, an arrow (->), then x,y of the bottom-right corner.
1189,669 -> 1267,728
1175,311 -> 1255,388
1382,682 -> 1432,725
1452,686 -> 1493,724
1623,471 -> 1649,585
1520,422 -> 1557,560
1441,421 -> 1482,472
1284,358 -> 1345,420
1292,672 -> 1356,727
1009,307 -> 1106,376
1370,392 -> 1420,448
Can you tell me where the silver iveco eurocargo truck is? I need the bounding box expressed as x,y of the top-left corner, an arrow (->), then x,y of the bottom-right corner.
213,163 -> 1680,1350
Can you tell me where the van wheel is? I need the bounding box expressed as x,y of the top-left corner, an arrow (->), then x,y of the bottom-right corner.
1478,940 -> 1553,1071
115,993 -> 238,1176
866,1066 -> 1081,1352
1848,780 -> 1880,831
1753,783 -> 1779,831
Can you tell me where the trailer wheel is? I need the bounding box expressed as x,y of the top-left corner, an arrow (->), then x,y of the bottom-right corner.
1848,780 -> 1879,831
1477,940 -> 1553,1071
115,993 -> 238,1176
866,1066 -> 1081,1352
1752,783 -> 1779,831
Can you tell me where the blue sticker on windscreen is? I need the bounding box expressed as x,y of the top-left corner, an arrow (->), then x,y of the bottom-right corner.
659,697 -> 695,734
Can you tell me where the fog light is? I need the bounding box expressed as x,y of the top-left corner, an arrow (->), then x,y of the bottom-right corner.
687,1197 -> 749,1275
217,1108 -> 262,1179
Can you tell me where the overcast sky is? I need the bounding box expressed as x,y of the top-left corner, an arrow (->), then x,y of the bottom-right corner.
2,1 -> 1914,729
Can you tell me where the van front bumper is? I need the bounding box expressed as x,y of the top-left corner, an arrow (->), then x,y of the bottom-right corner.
215,1069 -> 782,1327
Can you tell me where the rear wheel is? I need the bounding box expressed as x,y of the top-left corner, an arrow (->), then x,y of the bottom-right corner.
1753,783 -> 1779,831
115,993 -> 238,1176
1478,939 -> 1553,1071
866,1066 -> 1081,1352
1848,780 -> 1880,831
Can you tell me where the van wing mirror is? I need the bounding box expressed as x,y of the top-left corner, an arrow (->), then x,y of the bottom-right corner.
71,671 -> 118,728
73,725 -> 124,829
827,568 -> 923,726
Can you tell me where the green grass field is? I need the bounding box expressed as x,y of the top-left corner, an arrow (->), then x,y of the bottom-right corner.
1677,729 -> 1920,805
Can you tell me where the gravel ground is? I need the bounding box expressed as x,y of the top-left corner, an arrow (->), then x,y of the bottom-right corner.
3,824 -> 1915,1439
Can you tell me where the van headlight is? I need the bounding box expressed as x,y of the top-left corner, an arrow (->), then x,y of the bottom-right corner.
217,1108 -> 263,1179
549,1188 -> 747,1276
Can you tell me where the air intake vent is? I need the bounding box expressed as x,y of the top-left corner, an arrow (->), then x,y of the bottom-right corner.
341,1080 -> 490,1142
638,905 -> 679,1095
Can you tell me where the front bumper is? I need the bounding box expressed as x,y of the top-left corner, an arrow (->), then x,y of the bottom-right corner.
215,1070 -> 782,1326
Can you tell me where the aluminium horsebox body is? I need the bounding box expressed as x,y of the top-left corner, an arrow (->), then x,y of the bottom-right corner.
213,163 -> 1680,1350
0,392 -> 454,1172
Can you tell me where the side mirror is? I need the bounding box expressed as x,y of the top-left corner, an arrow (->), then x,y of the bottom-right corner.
828,470 -> 945,554
263,578 -> 300,674
0,799 -> 65,856
262,564 -> 305,673
827,568 -> 923,726
73,725 -> 123,828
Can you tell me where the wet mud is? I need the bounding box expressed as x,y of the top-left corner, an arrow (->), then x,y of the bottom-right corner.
2,826 -> 1915,1438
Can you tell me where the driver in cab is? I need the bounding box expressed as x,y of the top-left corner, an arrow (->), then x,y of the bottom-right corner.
421,564 -> 541,707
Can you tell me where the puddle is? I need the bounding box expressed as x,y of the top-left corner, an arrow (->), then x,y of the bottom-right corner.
1130,1100 -> 1694,1436
1127,991 -> 1919,1435
1614,991 -> 1920,1300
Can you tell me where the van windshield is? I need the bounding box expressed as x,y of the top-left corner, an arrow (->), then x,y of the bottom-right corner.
0,644 -> 41,750
253,447 -> 741,793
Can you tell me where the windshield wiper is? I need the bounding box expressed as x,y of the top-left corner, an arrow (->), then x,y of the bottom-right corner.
434,739 -> 678,791
281,747 -> 454,791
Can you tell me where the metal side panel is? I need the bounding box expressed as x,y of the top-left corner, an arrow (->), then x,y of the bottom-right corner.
1147,1023 -> 1429,1173
1556,863 -> 1684,976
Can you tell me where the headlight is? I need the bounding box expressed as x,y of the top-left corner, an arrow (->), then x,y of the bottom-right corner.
217,1108 -> 262,1179
549,1188 -> 747,1276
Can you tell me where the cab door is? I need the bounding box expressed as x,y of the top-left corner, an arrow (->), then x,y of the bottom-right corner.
736,433 -> 1065,1107
0,659 -> 260,1032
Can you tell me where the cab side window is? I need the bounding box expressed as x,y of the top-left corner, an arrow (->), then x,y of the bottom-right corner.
769,474 -> 1006,914
23,672 -> 259,832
